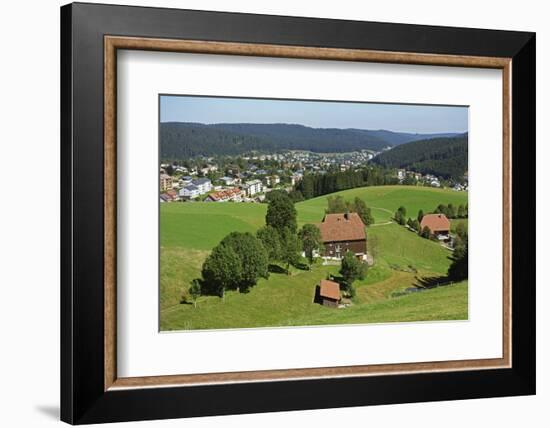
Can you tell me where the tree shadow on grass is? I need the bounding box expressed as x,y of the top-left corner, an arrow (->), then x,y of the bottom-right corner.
412,275 -> 453,290
268,264 -> 287,274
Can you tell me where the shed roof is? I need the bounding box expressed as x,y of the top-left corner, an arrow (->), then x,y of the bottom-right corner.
319,279 -> 340,300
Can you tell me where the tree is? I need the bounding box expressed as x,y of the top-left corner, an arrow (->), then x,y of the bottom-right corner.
420,226 -> 431,239
256,226 -> 282,262
201,243 -> 242,298
406,217 -> 414,229
447,203 -> 457,218
264,189 -> 288,203
279,228 -> 301,273
352,197 -> 374,226
188,279 -> 201,308
339,251 -> 365,286
326,195 -> 347,214
394,209 -> 406,225
266,193 -> 297,234
411,219 -> 420,232
299,224 -> 322,265
398,206 -> 407,217
220,232 -> 269,291
448,241 -> 468,280
417,209 -> 424,223
457,204 -> 466,218
288,190 -> 304,203
455,221 -> 468,240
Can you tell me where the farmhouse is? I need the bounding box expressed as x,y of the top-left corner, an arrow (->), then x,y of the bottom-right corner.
420,213 -> 451,239
314,279 -> 341,308
319,212 -> 367,260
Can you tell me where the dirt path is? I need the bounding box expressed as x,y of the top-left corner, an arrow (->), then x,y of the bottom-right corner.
370,206 -> 394,226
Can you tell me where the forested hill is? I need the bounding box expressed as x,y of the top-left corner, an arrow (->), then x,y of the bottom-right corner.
372,134 -> 468,179
160,122 -> 461,158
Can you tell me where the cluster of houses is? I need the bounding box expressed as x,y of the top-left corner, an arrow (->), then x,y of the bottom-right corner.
397,169 -> 442,188
160,167 -> 282,203
396,169 -> 468,190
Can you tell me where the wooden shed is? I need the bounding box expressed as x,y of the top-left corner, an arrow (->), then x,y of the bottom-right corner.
315,279 -> 341,308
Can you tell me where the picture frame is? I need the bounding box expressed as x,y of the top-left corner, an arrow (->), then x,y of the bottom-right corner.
61,2 -> 535,424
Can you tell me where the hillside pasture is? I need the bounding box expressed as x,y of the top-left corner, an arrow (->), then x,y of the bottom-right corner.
160,185 -> 468,330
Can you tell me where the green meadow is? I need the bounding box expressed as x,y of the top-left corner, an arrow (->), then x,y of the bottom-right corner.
160,185 -> 468,331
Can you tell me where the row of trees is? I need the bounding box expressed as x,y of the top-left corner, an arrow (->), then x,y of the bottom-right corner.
326,195 -> 375,226
433,203 -> 468,219
295,166 -> 399,200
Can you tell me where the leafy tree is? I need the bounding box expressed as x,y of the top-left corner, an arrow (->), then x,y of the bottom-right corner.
264,189 -> 288,203
299,224 -> 322,265
420,226 -> 431,239
435,204 -> 448,217
188,279 -> 201,308
352,197 -> 375,226
406,218 -> 414,229
256,226 -> 282,263
398,206 -> 407,217
447,203 -> 457,218
201,244 -> 242,298
457,204 -> 466,218
326,195 -> 348,214
220,232 -> 269,291
411,219 -> 420,232
417,209 -> 424,223
266,193 -> 297,234
279,228 -> 301,273
455,221 -> 468,241
288,190 -> 304,203
448,241 -> 468,280
394,209 -> 406,225
339,251 -> 366,286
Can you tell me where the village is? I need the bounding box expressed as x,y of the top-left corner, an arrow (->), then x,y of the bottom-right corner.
159,150 -> 468,204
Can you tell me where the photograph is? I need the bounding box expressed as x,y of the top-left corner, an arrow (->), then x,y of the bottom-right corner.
159,95 -> 469,331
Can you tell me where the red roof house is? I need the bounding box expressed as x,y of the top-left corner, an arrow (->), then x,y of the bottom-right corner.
420,213 -> 451,235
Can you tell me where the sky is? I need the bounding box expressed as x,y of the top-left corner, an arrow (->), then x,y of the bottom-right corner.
160,95 -> 468,134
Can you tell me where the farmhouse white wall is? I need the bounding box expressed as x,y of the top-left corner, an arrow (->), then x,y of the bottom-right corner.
0,1 -> 546,428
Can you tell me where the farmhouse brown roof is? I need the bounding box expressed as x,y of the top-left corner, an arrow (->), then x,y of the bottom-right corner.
319,212 -> 366,243
319,279 -> 340,300
420,213 -> 451,233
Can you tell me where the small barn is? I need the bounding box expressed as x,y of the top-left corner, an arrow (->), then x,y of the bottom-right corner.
314,279 -> 341,308
420,213 -> 451,239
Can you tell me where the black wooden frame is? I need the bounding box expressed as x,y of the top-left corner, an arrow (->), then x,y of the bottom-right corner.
61,2 -> 536,424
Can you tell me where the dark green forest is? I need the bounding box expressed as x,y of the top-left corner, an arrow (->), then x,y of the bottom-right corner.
372,134 -> 468,179
295,166 -> 399,199
160,122 -> 461,158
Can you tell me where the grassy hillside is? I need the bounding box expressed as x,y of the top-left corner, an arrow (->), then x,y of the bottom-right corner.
160,185 -> 468,330
296,185 -> 468,224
